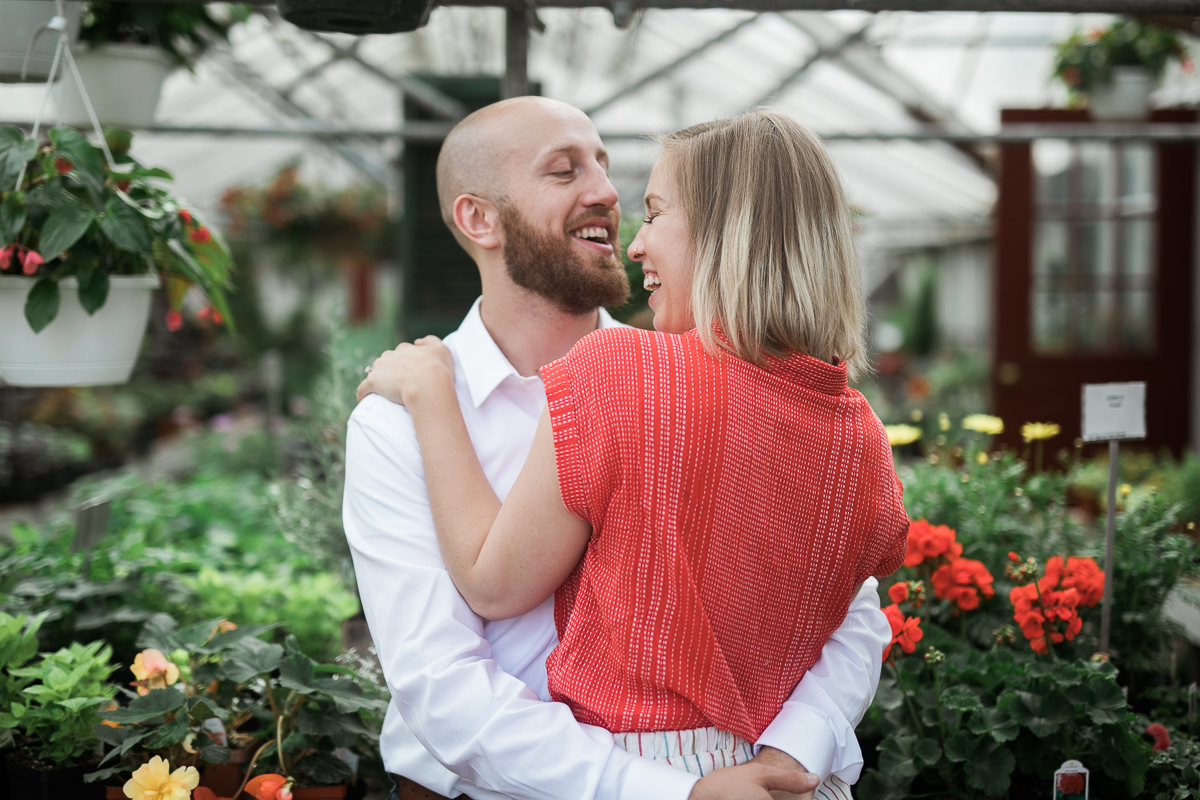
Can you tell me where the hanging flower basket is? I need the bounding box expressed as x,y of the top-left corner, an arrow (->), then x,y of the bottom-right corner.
0,125 -> 235,387
54,44 -> 174,129
0,1 -> 82,83
0,273 -> 158,386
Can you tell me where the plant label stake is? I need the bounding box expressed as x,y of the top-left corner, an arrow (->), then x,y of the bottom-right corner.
72,494 -> 110,579
1053,760 -> 1088,799
1081,382 -> 1146,655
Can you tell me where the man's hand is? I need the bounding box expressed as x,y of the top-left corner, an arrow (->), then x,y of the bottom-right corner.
687,756 -> 818,800
752,746 -> 818,800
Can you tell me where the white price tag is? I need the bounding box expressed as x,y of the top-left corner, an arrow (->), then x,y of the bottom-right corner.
1081,382 -> 1146,442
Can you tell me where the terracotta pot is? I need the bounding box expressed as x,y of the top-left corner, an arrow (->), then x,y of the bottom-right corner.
104,788 -> 123,799
293,786 -> 348,799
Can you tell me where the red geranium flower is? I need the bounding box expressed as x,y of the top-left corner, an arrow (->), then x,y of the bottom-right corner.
883,604 -> 923,662
887,582 -> 909,604
165,310 -> 183,332
55,157 -> 72,175
188,226 -> 212,244
932,557 -> 995,611
1058,771 -> 1086,796
1147,722 -> 1171,752
904,519 -> 962,568
178,208 -> 193,226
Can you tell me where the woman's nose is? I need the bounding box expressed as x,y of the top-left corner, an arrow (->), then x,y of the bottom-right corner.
627,231 -> 645,261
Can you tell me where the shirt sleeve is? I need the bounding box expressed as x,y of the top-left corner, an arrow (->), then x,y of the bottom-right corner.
343,396 -> 699,800
753,577 -> 890,784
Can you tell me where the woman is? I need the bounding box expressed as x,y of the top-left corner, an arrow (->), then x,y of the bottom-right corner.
358,111 -> 909,797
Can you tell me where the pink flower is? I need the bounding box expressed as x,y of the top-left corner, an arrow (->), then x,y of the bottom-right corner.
1147,722 -> 1171,752
0,246 -> 12,271
21,249 -> 44,276
178,209 -> 193,226
165,310 -> 183,332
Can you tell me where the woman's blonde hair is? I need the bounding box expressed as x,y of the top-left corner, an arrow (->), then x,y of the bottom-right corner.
658,110 -> 867,380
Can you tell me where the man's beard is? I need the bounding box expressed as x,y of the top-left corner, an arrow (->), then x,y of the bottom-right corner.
498,203 -> 630,316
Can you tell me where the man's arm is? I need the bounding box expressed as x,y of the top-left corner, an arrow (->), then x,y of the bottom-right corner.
344,397 -> 699,800
753,578 -> 891,784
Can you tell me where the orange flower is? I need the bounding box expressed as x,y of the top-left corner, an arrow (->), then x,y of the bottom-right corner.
246,774 -> 292,800
130,648 -> 180,696
1053,555 -> 1105,607
903,519 -> 962,568
932,558 -> 995,611
883,604 -> 923,662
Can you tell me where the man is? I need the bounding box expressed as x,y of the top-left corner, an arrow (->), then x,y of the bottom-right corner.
343,96 -> 892,800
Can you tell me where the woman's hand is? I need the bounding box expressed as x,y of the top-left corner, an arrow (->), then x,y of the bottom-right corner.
356,336 -> 455,406
688,761 -> 817,800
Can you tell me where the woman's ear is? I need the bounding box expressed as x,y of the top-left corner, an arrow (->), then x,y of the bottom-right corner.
453,194 -> 502,250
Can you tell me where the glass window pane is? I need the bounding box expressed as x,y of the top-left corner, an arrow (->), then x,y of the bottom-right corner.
1079,221 -> 1114,283
1121,290 -> 1153,351
1034,139 -> 1070,205
1033,290 -> 1068,353
1122,218 -> 1154,279
1034,221 -> 1069,283
1075,289 -> 1115,351
1081,142 -> 1114,206
1120,144 -> 1155,211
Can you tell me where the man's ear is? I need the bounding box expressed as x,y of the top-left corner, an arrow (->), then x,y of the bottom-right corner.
453,194 -> 502,251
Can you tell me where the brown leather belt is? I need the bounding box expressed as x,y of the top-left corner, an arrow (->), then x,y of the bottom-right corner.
390,773 -> 467,800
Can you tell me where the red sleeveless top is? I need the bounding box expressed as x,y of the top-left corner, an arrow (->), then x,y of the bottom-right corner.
539,327 -> 908,741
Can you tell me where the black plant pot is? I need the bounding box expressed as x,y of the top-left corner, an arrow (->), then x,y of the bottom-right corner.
5,755 -> 102,800
276,0 -> 435,33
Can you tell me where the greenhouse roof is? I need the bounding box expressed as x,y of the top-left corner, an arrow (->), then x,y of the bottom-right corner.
2,7 -> 1198,262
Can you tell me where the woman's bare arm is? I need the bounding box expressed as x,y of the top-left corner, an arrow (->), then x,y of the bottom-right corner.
358,339 -> 591,620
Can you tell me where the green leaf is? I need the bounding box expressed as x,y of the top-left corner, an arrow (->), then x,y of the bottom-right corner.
38,195 -> 96,258
76,267 -> 109,315
314,678 -> 386,714
24,278 -> 60,333
914,737 -> 942,767
48,127 -> 105,202
200,742 -> 230,765
282,733 -> 311,753
98,194 -> 150,253
279,654 -> 318,694
143,717 -> 189,748
101,688 -> 186,724
0,193 -> 26,244
97,728 -> 151,765
298,751 -> 353,785
83,766 -> 127,784
0,126 -> 37,190
944,732 -> 973,763
967,707 -> 1020,743
221,637 -> 284,683
963,741 -> 1015,794
196,623 -> 279,655
941,685 -> 984,713
877,733 -> 921,781
56,695 -> 107,713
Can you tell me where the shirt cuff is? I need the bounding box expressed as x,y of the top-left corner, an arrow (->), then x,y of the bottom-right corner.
754,705 -> 837,782
588,725 -> 699,800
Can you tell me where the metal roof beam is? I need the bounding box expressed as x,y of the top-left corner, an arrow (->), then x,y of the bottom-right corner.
122,0 -> 1200,11
755,19 -> 873,106
583,13 -> 762,116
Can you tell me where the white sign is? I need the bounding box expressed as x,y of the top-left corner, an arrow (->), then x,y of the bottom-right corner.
1081,382 -> 1146,442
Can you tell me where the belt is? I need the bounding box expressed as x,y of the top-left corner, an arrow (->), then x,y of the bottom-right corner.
389,773 -> 468,800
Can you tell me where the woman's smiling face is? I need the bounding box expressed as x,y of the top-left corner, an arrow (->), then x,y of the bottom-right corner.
627,158 -> 695,334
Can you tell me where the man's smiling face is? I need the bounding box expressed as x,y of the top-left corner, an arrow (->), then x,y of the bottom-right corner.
494,102 -> 629,314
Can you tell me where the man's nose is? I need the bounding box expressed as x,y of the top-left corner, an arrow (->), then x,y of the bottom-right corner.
580,164 -> 619,210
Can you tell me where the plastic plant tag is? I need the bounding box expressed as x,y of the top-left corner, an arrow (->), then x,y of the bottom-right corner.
200,717 -> 229,747
1054,760 -> 1088,799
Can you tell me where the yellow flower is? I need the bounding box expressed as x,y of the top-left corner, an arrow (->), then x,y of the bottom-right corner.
123,757 -> 198,800
962,414 -> 1004,436
1021,422 -> 1061,442
1120,483 -> 1132,497
885,424 -> 923,446
130,649 -> 180,696
938,412 -> 950,432
976,451 -> 990,465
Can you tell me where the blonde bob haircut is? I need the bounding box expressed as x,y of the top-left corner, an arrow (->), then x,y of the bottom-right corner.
657,110 -> 867,380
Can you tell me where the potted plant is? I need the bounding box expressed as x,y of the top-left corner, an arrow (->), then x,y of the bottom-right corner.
87,615 -> 274,798
0,612 -> 47,799
0,1 -> 83,83
0,125 -> 234,387
56,2 -> 251,128
0,640 -> 116,800
1053,19 -> 1193,120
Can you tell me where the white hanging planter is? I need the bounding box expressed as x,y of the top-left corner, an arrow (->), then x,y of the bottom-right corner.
0,274 -> 160,387
0,0 -> 81,83
54,43 -> 174,129
1089,66 -> 1156,121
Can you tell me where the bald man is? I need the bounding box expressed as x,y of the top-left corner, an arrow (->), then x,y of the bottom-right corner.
343,98 -> 891,800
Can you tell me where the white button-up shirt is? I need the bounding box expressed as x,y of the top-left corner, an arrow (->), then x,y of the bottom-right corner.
344,298 -> 891,800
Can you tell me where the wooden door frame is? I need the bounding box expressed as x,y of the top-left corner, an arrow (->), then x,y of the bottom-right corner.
993,108 -> 1196,455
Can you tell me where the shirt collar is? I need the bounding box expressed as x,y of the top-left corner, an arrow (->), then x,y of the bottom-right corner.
449,297 -> 623,409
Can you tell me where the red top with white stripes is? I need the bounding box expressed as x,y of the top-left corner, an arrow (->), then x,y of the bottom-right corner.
540,327 -> 909,741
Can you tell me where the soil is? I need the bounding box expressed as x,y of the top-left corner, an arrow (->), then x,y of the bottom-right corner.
5,738 -> 100,773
